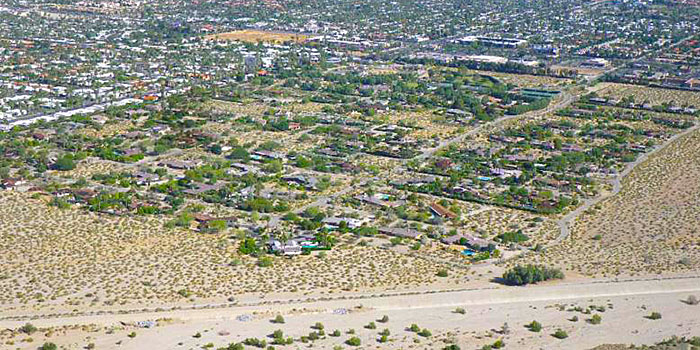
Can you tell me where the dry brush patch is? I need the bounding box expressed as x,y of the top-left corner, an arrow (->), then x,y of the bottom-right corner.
596,83 -> 700,106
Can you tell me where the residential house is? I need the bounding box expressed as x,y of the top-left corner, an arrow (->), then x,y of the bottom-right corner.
378,227 -> 423,239
429,202 -> 457,219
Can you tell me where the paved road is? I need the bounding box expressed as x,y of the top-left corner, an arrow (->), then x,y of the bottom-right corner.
411,91 -> 576,162
266,177 -> 377,228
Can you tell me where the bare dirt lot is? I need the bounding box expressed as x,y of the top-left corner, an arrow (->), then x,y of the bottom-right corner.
203,30 -> 308,44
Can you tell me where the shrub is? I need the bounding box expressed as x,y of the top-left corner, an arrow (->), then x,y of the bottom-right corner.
409,324 -> 420,332
502,265 -> 564,286
684,295 -> 699,305
418,328 -> 432,337
312,322 -> 324,330
272,315 -> 285,324
646,312 -> 662,320
588,314 -> 602,325
443,345 -> 461,350
527,320 -> 542,332
330,330 -> 341,337
19,323 -> 37,335
378,335 -> 388,343
497,230 -> 529,243
243,338 -> 266,348
193,332 -> 202,338
437,269 -> 449,277
39,343 -> 57,350
345,337 -> 361,346
454,307 -> 466,314
128,332 -> 136,338
257,256 -> 273,267
552,329 -> 568,339
365,322 -> 376,329
379,329 -> 390,336
378,315 -> 389,323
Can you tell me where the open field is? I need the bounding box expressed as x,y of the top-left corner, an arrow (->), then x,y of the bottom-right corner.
596,83 -> 700,106
538,127 -> 700,277
203,30 -> 308,44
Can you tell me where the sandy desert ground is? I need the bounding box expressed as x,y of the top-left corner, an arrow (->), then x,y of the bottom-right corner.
1,277 -> 698,350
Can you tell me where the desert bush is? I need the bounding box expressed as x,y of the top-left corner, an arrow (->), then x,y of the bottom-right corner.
502,264 -> 564,286
552,329 -> 568,339
684,295 -> 699,305
19,323 -> 37,335
646,312 -> 662,320
39,343 -> 57,350
346,337 -> 361,346
527,320 -> 542,332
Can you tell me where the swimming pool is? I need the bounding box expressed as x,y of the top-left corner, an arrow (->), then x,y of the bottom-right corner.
461,249 -> 476,256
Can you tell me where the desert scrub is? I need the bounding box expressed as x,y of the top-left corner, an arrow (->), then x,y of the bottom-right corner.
346,336 -> 361,346
646,311 -> 662,320
502,264 -> 564,285
552,329 -> 568,339
526,320 -> 542,332
588,314 -> 602,325
19,323 -> 37,335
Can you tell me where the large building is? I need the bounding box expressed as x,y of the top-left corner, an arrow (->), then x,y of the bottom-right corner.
457,36 -> 528,49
